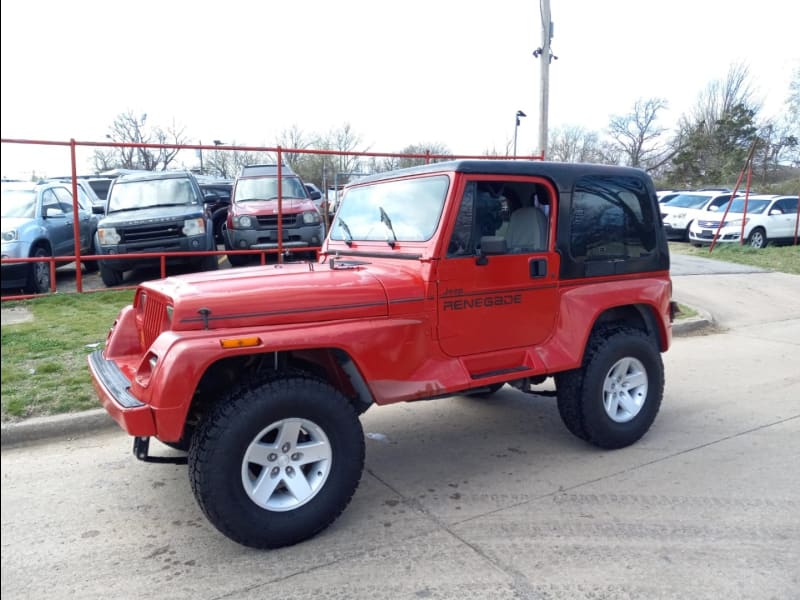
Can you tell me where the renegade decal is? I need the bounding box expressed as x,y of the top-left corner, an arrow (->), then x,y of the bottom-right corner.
442,294 -> 522,311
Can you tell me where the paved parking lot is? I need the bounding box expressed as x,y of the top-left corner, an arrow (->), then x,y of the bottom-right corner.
1,265 -> 798,599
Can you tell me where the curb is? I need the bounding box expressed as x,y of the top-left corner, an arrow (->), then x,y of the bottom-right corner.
1,408 -> 118,450
2,308 -> 715,450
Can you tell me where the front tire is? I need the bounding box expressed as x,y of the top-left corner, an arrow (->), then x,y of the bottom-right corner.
748,227 -> 767,249
25,247 -> 51,294
99,262 -> 124,287
555,326 -> 663,449
188,374 -> 365,549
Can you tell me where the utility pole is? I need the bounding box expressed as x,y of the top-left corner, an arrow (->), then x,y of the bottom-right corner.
536,0 -> 553,158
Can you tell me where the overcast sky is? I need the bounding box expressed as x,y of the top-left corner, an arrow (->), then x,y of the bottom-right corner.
1,0 -> 798,178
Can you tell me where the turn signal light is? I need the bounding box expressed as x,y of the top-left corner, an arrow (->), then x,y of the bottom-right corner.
219,337 -> 262,348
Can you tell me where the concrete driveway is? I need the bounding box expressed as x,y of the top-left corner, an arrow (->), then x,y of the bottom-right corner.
1,260 -> 799,600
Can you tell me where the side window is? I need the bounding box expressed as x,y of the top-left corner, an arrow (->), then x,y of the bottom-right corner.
709,195 -> 731,210
41,189 -> 66,216
53,187 -> 76,212
570,175 -> 656,262
447,180 -> 552,257
447,182 -> 477,257
776,198 -> 798,214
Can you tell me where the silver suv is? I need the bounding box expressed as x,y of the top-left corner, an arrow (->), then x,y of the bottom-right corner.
1,180 -> 98,294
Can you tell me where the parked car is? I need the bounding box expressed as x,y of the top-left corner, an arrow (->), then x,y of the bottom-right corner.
47,176 -> 106,214
95,170 -> 217,286
660,190 -> 736,241
196,176 -> 233,244
1,180 -> 98,294
224,164 -> 325,265
688,194 -> 800,248
656,190 -> 684,204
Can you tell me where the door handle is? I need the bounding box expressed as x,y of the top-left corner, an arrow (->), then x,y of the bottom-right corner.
529,258 -> 547,278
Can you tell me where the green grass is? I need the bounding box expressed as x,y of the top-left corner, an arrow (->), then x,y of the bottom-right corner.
1,290 -> 134,422
669,242 -> 800,275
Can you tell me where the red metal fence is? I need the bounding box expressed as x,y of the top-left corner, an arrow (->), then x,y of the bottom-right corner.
1,137 -> 543,301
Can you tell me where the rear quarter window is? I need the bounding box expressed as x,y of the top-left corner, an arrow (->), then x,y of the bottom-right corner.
569,175 -> 657,264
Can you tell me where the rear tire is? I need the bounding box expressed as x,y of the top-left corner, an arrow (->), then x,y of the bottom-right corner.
188,373 -> 364,549
83,240 -> 99,273
555,326 -> 663,449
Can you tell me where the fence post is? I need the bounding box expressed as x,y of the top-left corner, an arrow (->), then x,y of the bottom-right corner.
70,138 -> 84,293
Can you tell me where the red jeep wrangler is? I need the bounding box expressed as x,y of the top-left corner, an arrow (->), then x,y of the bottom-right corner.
89,160 -> 675,549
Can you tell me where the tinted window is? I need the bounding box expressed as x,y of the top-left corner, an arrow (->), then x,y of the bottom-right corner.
775,198 -> 799,214
570,175 -> 656,262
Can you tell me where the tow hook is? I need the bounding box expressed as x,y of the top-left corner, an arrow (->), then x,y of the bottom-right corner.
133,436 -> 188,465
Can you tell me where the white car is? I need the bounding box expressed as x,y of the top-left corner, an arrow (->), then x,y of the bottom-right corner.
660,190 -> 736,241
688,194 -> 799,248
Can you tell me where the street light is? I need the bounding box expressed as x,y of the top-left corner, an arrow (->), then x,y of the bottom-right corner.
513,110 -> 526,157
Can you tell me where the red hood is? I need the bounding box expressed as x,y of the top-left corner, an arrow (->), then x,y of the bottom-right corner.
141,262 -> 390,330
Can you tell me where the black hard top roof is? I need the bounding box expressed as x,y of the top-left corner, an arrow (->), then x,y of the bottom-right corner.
354,160 -> 649,192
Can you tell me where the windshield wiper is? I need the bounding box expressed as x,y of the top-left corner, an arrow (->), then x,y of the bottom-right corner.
337,218 -> 354,246
379,206 -> 397,248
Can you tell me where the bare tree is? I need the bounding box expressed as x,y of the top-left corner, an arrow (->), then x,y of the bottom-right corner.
203,143 -> 272,179
547,125 -> 605,163
607,98 -> 672,170
93,110 -> 188,172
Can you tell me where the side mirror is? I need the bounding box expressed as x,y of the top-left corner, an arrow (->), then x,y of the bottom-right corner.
309,190 -> 322,201
44,207 -> 64,218
769,209 -> 783,215
709,205 -> 719,212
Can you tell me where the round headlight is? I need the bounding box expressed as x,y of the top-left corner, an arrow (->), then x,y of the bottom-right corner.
235,215 -> 253,228
302,210 -> 321,225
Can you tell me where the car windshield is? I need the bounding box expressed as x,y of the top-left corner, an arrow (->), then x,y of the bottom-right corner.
664,194 -> 714,209
330,175 -> 449,243
726,198 -> 771,214
1,188 -> 37,218
235,177 -> 307,202
108,177 -> 197,212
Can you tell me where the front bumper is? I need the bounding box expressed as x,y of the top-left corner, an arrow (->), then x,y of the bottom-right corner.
688,227 -> 742,244
227,223 -> 325,250
88,350 -> 157,436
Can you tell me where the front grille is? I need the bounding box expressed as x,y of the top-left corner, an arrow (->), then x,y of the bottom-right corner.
121,223 -> 184,243
141,295 -> 168,348
697,220 -> 721,228
255,214 -> 301,229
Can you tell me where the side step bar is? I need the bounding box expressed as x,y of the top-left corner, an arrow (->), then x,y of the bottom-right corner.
133,436 -> 188,465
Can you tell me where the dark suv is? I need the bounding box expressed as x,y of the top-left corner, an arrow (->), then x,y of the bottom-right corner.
95,170 -> 217,286
224,164 -> 325,265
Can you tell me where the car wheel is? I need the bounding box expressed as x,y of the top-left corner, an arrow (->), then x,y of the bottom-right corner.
99,262 -> 124,287
748,227 -> 767,249
683,222 -> 693,242
555,326 -> 663,449
188,373 -> 365,549
25,247 -> 51,294
226,252 -> 252,267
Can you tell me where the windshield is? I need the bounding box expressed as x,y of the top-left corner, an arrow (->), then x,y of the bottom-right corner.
664,194 -> 715,209
108,177 -> 198,212
234,177 -> 308,202
726,198 -> 770,214
1,188 -> 37,218
331,175 -> 449,243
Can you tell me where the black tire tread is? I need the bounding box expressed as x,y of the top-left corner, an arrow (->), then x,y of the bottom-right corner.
556,325 -> 663,449
188,371 -> 364,549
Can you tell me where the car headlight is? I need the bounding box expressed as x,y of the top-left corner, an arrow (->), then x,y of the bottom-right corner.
673,211 -> 686,219
97,227 -> 121,245
727,218 -> 748,227
2,229 -> 18,242
302,210 -> 321,225
234,215 -> 253,228
182,217 -> 206,236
